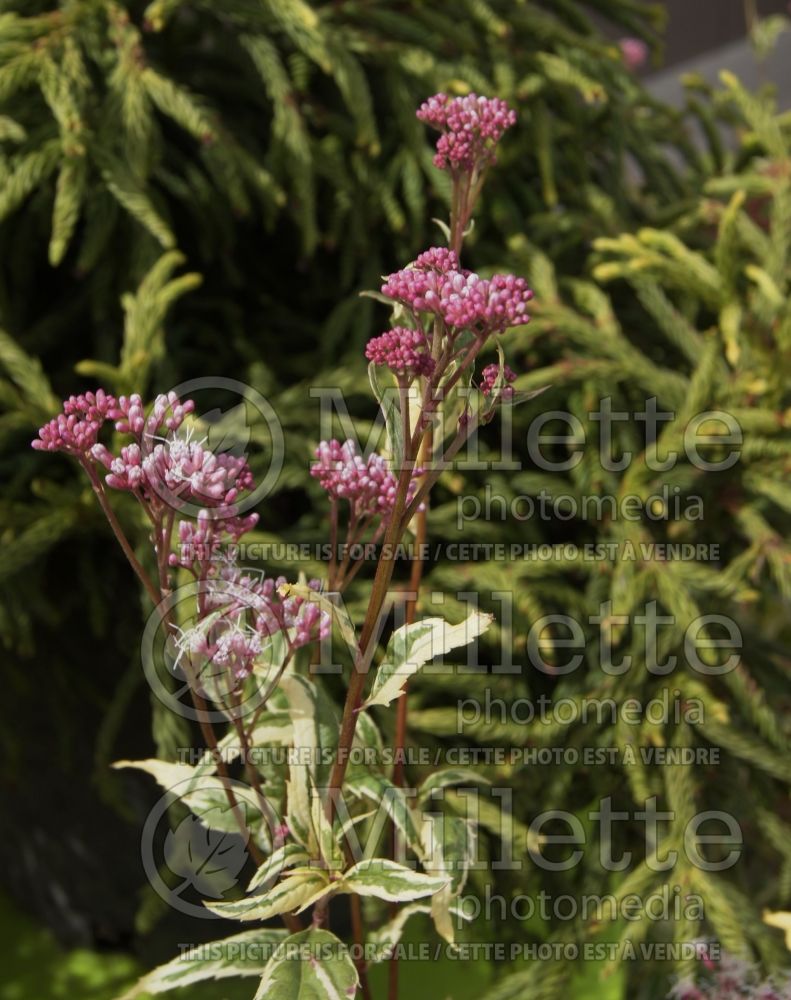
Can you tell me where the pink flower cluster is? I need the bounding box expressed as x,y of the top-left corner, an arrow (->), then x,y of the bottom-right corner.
140,433 -> 255,511
249,573 -> 328,646
32,388 -> 257,533
34,389 -> 333,683
670,947 -> 791,1000
381,248 -> 532,337
480,363 -> 517,399
171,511 -> 224,567
179,615 -> 264,682
417,93 -> 516,173
32,389 -> 118,456
618,37 -> 648,72
170,509 -> 258,569
175,557 -> 328,684
33,388 -> 259,543
365,327 -> 434,380
311,439 -> 419,521
96,392 -> 254,516
414,247 -> 459,273
112,391 -> 195,437
180,568 -> 330,679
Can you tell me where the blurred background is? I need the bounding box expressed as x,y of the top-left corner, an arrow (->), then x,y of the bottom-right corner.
2,1 -> 791,998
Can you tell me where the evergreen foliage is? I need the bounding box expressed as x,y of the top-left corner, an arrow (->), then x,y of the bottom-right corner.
2,2 -> 790,999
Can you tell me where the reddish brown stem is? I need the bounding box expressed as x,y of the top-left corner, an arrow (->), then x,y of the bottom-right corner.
400,405 -> 485,528
83,463 -> 161,606
325,449 -> 418,813
388,179 -> 471,1000
388,432 -> 430,1000
391,430 -> 430,793
351,893 -> 373,1000
328,499 -> 339,589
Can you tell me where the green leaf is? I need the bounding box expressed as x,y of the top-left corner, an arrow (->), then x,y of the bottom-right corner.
418,767 -> 491,804
367,901 -> 469,962
253,928 -> 359,1000
248,710 -> 294,746
443,788 -> 543,853
309,782 -> 344,870
118,251 -> 201,389
421,813 -> 476,943
362,610 -> 494,709
112,759 -> 265,838
349,709 -> 384,775
248,844 -> 311,892
0,140 -> 60,222
368,361 -> 404,471
190,713 -> 291,779
96,151 -> 175,247
345,772 -> 423,858
141,68 -> 216,142
0,329 -> 58,416
535,52 -> 606,104
279,673 -> 340,846
49,156 -> 86,266
339,859 -> 449,902
0,115 -> 27,142
367,903 -> 431,961
203,869 -> 330,921
750,13 -> 789,59
432,217 -> 452,242
117,928 -> 287,998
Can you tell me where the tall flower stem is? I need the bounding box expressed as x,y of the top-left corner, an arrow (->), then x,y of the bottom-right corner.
83,463 -> 161,606
388,428 -> 431,1000
167,610 -> 305,936
350,894 -> 373,1000
392,425 -> 431,793
87,473 -> 302,934
326,440 -> 420,814
387,177 -> 468,1000
401,407 -> 484,527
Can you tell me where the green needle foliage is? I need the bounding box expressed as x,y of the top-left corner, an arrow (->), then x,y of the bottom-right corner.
422,74 -> 791,998
0,0 -> 671,726
0,0 -> 671,665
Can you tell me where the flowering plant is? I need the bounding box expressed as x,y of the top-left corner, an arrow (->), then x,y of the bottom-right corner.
34,93 -> 543,999
670,946 -> 791,1000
